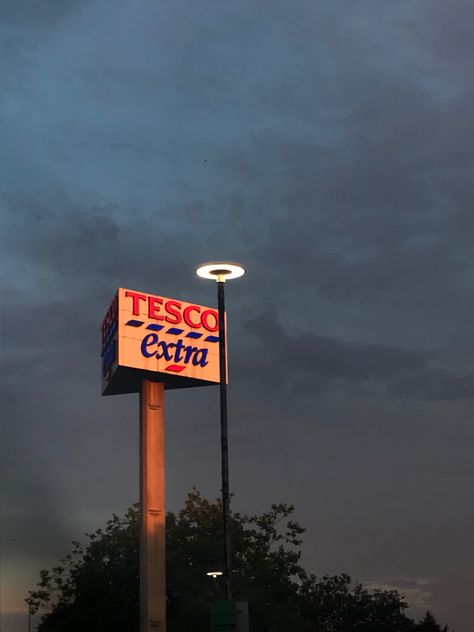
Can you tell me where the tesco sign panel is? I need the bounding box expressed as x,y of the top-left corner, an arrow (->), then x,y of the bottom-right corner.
102,288 -> 225,395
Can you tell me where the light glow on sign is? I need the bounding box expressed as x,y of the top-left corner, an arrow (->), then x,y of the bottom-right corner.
101,288 -> 225,395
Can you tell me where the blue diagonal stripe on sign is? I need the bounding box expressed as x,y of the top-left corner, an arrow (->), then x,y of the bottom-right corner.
146,323 -> 164,331
167,327 -> 185,335
126,320 -> 144,327
205,335 -> 220,343
186,332 -> 203,339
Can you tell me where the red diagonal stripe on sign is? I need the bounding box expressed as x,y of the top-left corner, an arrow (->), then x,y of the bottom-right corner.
166,364 -> 186,373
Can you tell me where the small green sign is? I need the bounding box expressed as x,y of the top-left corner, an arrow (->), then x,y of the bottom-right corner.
210,599 -> 237,632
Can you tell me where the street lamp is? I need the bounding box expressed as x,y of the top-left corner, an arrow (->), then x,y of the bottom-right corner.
196,261 -> 245,600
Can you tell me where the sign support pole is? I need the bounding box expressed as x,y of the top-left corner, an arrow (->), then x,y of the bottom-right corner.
140,380 -> 166,632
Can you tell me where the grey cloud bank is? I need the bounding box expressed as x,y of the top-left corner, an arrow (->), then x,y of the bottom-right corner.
1,1 -> 473,631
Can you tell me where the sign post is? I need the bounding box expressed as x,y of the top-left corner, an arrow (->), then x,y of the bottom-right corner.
102,287 -> 225,632
140,381 -> 166,632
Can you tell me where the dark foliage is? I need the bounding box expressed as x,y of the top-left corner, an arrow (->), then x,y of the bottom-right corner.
26,490 -> 452,632
417,611 -> 449,632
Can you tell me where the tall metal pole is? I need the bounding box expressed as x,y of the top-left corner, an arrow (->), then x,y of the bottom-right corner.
217,280 -> 232,599
140,380 -> 166,632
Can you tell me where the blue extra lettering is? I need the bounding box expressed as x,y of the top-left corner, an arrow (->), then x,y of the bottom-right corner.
102,340 -> 116,376
156,341 -> 173,361
184,346 -> 197,363
174,339 -> 185,362
192,349 -> 209,367
140,333 -> 209,368
141,333 -> 159,357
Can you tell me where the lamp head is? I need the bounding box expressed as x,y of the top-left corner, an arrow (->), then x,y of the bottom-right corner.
196,262 -> 245,283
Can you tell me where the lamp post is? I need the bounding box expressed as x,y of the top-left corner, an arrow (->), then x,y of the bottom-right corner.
196,262 -> 245,600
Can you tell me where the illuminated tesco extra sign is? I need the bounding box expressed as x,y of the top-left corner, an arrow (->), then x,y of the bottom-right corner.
101,288 -> 224,396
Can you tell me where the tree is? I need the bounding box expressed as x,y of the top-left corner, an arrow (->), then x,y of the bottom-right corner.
26,507 -> 139,631
416,611 -> 449,632
26,490 -> 452,632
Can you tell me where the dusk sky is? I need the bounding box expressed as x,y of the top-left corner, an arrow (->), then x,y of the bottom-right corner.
1,1 -> 473,631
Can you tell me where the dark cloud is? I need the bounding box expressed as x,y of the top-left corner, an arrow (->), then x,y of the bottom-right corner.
1,1 -> 473,631
388,368 -> 474,402
242,310 -> 474,403
0,0 -> 89,77
247,309 -> 431,378
1,0 -> 84,26
413,463 -> 474,478
412,0 -> 474,69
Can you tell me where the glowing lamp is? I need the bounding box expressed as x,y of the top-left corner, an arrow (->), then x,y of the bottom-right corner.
196,262 -> 246,282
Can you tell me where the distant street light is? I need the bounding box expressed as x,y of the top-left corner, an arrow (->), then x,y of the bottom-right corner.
207,571 -> 224,579
196,262 -> 245,600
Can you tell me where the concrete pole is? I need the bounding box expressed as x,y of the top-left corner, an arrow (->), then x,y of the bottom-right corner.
140,381 -> 166,632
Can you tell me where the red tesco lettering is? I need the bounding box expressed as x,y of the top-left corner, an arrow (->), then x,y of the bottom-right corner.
125,291 -> 219,333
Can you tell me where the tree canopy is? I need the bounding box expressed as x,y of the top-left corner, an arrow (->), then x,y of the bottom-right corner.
27,490 -> 452,632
